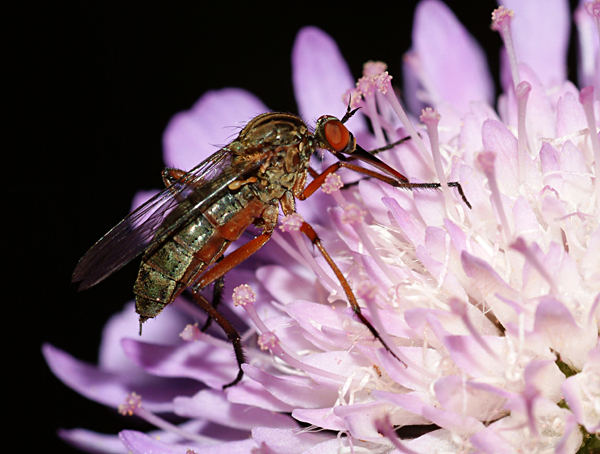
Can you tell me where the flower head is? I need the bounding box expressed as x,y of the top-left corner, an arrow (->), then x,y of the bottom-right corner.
45,2 -> 599,453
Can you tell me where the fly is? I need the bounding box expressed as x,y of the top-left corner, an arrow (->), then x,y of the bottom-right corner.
72,105 -> 471,388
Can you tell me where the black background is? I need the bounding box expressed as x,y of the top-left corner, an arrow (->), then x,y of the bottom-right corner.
16,1 -> 577,452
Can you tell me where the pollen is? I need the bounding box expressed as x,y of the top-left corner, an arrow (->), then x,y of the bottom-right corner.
118,392 -> 142,416
343,87 -> 363,109
279,213 -> 304,232
258,331 -> 278,352
374,72 -> 392,94
232,284 -> 256,307
341,203 -> 365,224
491,6 -> 514,31
419,106 -> 440,125
355,68 -> 393,98
362,61 -> 387,77
179,323 -> 201,342
321,173 -> 343,194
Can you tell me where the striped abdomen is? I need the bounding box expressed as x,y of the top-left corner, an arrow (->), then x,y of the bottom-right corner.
133,185 -> 265,322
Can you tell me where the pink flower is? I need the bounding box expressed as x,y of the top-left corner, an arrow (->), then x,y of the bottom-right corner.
44,2 -> 599,452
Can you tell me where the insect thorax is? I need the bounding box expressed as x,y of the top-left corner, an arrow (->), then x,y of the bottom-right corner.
232,113 -> 314,204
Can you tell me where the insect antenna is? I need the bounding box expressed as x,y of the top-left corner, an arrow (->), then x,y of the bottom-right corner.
337,92 -> 363,124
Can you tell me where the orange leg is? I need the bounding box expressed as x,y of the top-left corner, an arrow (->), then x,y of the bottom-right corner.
160,168 -> 209,207
302,161 -> 471,208
162,167 -> 207,188
299,221 -> 405,366
179,231 -> 273,388
299,161 -> 408,200
161,167 -> 207,197
193,231 -> 272,290
162,168 -> 188,187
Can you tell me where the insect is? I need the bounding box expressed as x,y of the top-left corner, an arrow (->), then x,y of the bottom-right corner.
73,105 -> 471,388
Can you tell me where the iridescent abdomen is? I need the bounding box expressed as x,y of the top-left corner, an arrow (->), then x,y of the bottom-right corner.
133,184 -> 262,321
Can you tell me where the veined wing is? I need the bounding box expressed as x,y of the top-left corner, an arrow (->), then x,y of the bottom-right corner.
72,147 -> 262,290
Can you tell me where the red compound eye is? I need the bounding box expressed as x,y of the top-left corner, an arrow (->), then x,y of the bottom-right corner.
323,119 -> 350,152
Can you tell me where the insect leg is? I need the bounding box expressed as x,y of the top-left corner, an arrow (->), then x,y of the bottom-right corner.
298,161 -> 408,200
308,166 -> 319,179
397,181 -> 472,209
188,289 -> 246,388
199,258 -> 225,332
303,160 -> 471,208
194,231 -> 272,290
299,221 -> 405,366
162,168 -> 206,195
186,231 -> 272,387
162,168 -> 188,188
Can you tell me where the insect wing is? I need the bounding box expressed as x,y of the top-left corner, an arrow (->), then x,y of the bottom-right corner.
72,147 -> 258,290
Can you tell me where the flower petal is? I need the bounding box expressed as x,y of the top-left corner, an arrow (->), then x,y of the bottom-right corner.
163,88 -> 268,170
119,429 -> 256,454
562,345 -> 600,433
533,297 -> 596,369
469,426 -> 519,454
225,377 -> 294,413
556,91 -> 587,138
411,0 -> 493,114
283,301 -> 349,349
481,119 -> 518,194
173,389 -> 296,430
242,364 -> 338,408
120,336 -> 240,389
251,427 -> 331,454
256,265 -> 318,305
302,438 -> 354,454
500,0 -> 570,87
334,401 -> 394,440
575,0 -> 600,89
59,428 -> 128,453
292,26 -> 364,132
99,302 -> 188,374
291,407 -> 346,431
43,343 -> 196,411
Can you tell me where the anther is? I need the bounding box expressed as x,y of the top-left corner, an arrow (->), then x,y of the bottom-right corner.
341,203 -> 365,224
362,61 -> 388,77
179,323 -> 202,341
232,283 -> 256,307
279,213 -> 304,232
118,392 -> 142,416
321,173 -> 344,194
491,6 -> 520,88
